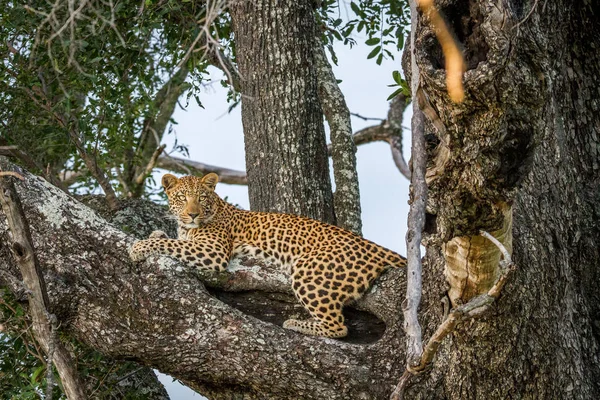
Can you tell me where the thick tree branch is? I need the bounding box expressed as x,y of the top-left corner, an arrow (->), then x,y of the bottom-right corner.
314,26 -> 362,235
0,164 -> 414,400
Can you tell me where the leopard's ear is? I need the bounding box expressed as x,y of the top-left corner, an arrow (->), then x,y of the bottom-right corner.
201,173 -> 219,191
161,174 -> 179,191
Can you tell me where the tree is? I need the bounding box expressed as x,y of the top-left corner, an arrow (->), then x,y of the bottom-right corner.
2,0 -> 600,399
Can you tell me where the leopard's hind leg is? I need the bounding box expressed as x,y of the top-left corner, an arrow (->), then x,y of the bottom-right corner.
283,257 -> 350,338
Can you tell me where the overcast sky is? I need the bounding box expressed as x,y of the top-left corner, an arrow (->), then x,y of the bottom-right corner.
156,34 -> 412,399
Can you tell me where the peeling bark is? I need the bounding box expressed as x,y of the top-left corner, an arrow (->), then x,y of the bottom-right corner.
401,0 -> 600,398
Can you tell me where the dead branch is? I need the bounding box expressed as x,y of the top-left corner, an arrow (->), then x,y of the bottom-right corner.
0,160 -> 87,400
314,23 -> 362,235
156,154 -> 248,185
401,0 -> 427,377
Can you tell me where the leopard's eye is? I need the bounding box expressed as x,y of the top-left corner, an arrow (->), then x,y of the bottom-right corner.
176,194 -> 186,202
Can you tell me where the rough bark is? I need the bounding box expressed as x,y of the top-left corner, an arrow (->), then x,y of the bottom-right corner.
230,0 -> 335,224
399,0 -> 600,398
0,163 -> 419,399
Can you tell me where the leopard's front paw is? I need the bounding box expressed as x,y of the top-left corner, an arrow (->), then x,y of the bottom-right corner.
129,241 -> 148,262
149,230 -> 168,239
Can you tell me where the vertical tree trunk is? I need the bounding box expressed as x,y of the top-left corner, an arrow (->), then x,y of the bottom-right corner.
230,0 -> 335,224
406,0 -> 600,398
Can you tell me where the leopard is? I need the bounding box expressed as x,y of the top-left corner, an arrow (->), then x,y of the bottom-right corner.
130,173 -> 406,338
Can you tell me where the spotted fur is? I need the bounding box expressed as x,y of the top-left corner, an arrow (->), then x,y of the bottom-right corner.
130,173 -> 406,338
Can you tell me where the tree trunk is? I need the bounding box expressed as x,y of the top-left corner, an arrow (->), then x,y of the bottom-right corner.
402,0 -> 600,398
230,0 -> 335,224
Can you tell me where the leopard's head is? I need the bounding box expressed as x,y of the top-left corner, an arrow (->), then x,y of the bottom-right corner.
161,173 -> 220,228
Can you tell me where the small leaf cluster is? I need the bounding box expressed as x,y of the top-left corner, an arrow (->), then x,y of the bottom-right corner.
387,70 -> 411,100
317,0 -> 410,65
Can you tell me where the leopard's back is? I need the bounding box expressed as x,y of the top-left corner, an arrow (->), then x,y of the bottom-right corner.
229,209 -> 406,338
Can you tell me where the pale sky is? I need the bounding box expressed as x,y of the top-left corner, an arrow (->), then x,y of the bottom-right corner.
156,35 -> 411,398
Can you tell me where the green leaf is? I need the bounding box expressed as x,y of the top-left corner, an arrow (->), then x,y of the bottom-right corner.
387,88 -> 403,101
365,37 -> 380,46
31,365 -> 46,384
392,70 -> 402,85
357,21 -> 365,33
367,46 -> 381,59
350,2 -> 361,16
376,53 -> 383,65
398,33 -> 405,50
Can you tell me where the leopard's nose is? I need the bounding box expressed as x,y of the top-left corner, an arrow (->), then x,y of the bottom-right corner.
188,213 -> 199,219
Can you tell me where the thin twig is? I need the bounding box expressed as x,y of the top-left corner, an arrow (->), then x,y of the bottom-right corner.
0,171 -> 24,180
350,112 -> 385,122
134,144 -> 166,185
112,366 -> 145,385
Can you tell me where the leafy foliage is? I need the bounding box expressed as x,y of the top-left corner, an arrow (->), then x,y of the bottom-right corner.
317,0 -> 410,65
0,290 -> 61,399
0,0 -> 225,196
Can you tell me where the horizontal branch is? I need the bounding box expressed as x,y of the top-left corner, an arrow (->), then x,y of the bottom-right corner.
0,163 -> 411,400
156,155 -> 248,185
